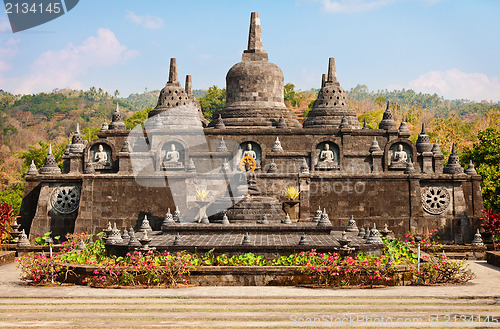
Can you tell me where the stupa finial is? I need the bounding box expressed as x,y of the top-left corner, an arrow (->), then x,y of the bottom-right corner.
168,58 -> 178,84
327,57 -> 337,82
247,12 -> 263,52
185,75 -> 192,96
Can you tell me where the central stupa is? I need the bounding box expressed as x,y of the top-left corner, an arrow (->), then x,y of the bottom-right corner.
212,12 -> 301,128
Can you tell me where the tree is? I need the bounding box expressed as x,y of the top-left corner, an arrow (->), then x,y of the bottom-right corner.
197,86 -> 226,120
460,128 -> 500,212
114,90 -> 120,98
124,108 -> 151,130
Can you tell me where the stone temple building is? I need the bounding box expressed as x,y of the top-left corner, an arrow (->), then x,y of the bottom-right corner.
19,12 -> 483,253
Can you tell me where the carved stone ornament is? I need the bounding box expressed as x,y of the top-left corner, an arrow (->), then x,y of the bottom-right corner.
421,186 -> 450,215
50,186 -> 81,214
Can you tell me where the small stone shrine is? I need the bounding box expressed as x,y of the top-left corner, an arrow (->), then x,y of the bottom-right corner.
18,12 -> 483,254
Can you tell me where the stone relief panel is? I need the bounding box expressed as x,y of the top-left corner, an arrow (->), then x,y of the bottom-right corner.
90,143 -> 113,170
389,143 -> 413,169
160,141 -> 185,170
421,186 -> 451,215
50,185 -> 81,214
314,142 -> 340,170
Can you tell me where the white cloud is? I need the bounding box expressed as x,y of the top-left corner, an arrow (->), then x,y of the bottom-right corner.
318,0 -> 440,13
409,69 -> 500,102
1,28 -> 138,94
126,11 -> 163,30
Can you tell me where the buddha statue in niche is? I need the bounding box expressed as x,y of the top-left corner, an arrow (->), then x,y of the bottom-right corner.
93,144 -> 111,169
162,143 -> 184,170
390,143 -> 409,169
242,143 -> 257,159
319,143 -> 335,163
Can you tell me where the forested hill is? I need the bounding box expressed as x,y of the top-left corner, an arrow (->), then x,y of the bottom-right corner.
347,84 -> 500,121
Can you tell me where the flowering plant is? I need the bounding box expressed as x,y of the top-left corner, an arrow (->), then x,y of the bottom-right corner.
404,229 -> 441,251
0,203 -> 15,249
416,253 -> 476,284
481,208 -> 500,249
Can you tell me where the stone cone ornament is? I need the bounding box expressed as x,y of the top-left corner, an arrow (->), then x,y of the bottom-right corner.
369,137 -> 381,153
465,160 -> 477,175
277,114 -> 287,129
187,158 -> 196,173
214,114 -> 226,129
221,212 -> 230,225
106,223 -> 124,245
298,233 -> 307,245
242,232 -> 252,245
267,159 -> 278,173
366,223 -> 383,244
139,215 -> 152,232
471,229 -> 484,246
416,123 -> 432,153
69,123 -> 85,153
173,207 -> 181,223
109,102 -> 126,130
345,215 -> 358,232
271,137 -> 283,152
317,209 -> 331,226
216,138 -> 228,152
358,227 -> 365,237
17,229 -> 30,247
200,214 -> 210,224
121,228 -> 130,241
444,143 -> 464,174
104,222 -> 113,234
128,228 -> 141,247
100,120 -> 108,132
162,208 -> 175,226
259,215 -> 269,225
27,160 -> 38,175
312,206 -> 322,222
363,226 -> 370,239
431,140 -> 443,157
299,158 -> 309,174
173,232 -> 182,245
40,144 -> 61,174
379,101 -> 397,130
338,115 -> 349,129
398,118 -> 411,137
283,213 -> 292,224
121,140 -> 130,153
139,230 -> 152,250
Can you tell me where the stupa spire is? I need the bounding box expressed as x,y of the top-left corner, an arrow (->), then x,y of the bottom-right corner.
246,12 -> 263,52
168,58 -> 179,85
327,57 -> 337,82
185,75 -> 193,96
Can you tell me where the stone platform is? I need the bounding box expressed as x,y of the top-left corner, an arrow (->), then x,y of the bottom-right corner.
105,224 -> 383,257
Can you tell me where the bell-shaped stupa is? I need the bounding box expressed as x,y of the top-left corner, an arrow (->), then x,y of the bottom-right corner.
212,12 -> 301,128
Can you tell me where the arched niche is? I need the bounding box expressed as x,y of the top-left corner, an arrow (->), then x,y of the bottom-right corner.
383,138 -> 417,171
159,140 -> 186,171
314,141 -> 340,171
237,141 -> 262,170
86,140 -> 116,172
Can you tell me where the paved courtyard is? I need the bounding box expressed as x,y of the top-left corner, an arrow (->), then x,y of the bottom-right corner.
0,261 -> 499,328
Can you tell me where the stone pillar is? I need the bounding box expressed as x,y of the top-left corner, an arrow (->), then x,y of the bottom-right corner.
408,177 -> 422,234
74,177 -> 95,234
421,152 -> 433,173
370,151 -> 383,173
298,176 -> 310,221
62,154 -> 83,174
452,175 -> 471,243
433,153 -> 444,173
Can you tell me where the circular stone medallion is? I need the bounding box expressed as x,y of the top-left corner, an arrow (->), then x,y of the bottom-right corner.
50,186 -> 81,214
421,186 -> 450,215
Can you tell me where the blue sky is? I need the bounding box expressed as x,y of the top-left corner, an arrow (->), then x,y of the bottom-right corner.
1,0 -> 499,101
